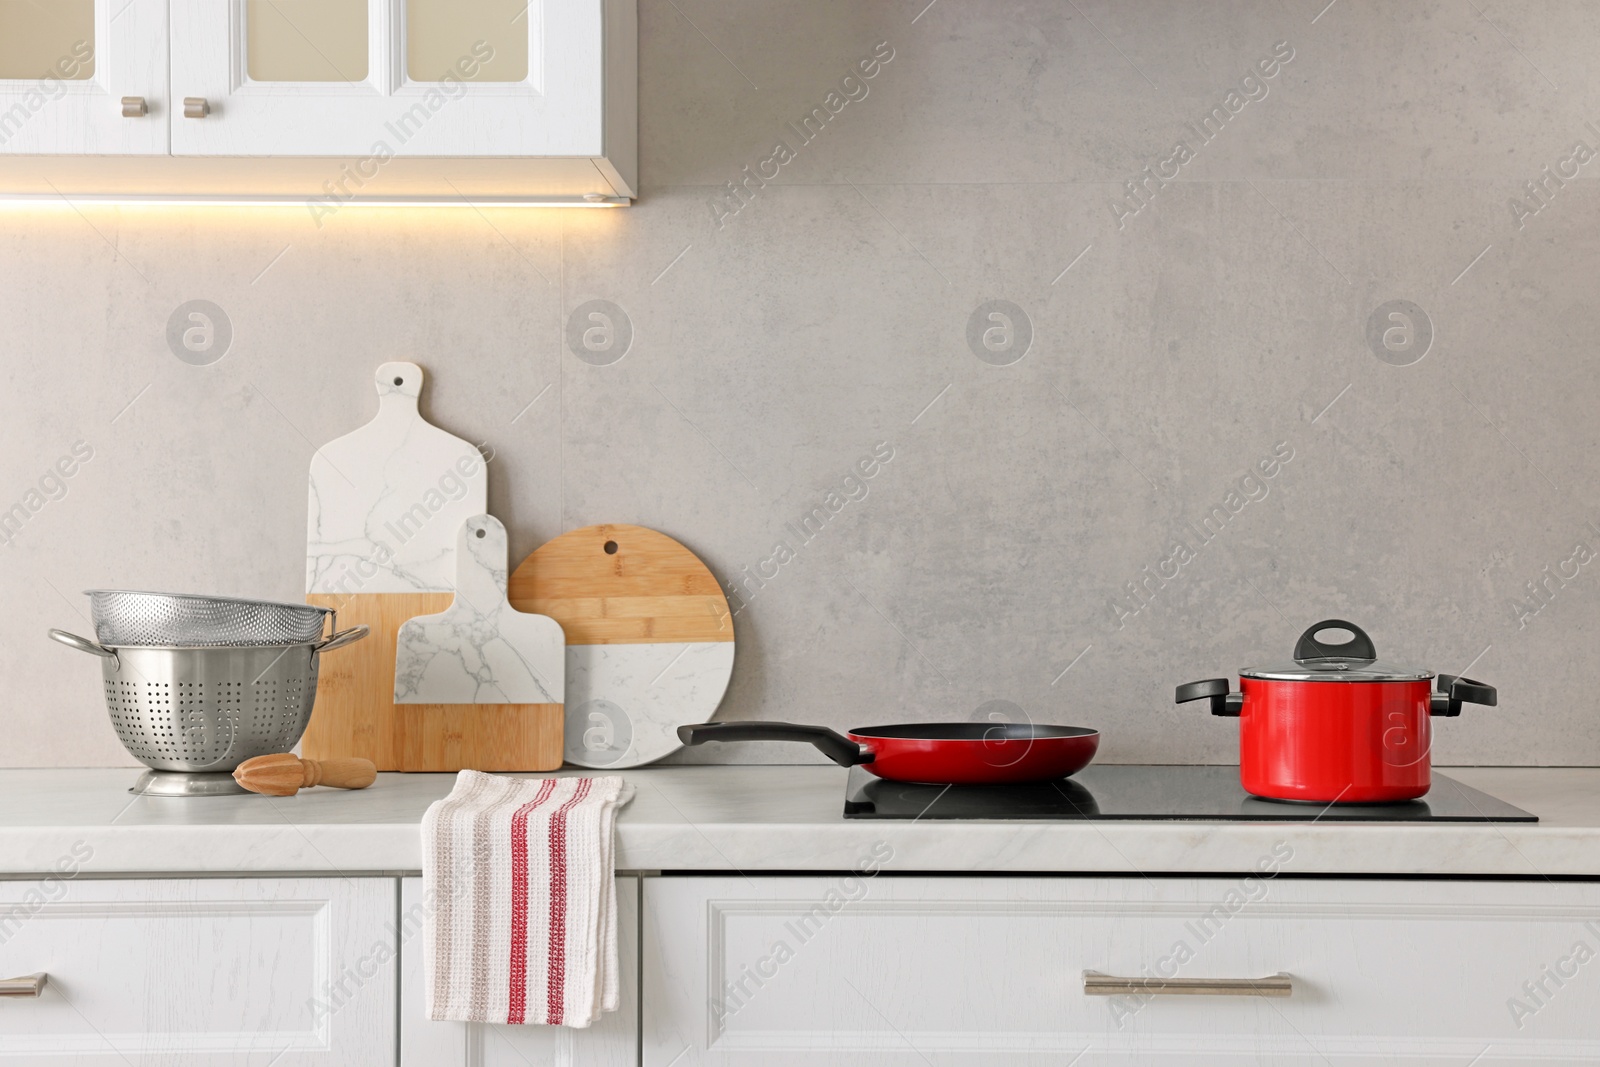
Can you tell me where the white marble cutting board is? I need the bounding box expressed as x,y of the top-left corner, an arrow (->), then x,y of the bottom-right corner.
306,362 -> 487,594
393,515 -> 564,705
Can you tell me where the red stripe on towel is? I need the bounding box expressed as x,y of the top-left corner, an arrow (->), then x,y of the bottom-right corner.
506,778 -> 558,1025
545,776 -> 594,1024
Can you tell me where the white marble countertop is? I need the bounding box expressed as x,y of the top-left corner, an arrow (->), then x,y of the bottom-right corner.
0,766 -> 1596,878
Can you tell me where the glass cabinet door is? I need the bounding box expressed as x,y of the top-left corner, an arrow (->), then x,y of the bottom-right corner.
170,0 -> 607,159
0,0 -> 167,155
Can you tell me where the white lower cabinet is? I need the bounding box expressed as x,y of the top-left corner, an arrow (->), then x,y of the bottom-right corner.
8,868 -> 1599,1065
642,875 -> 1600,1066
399,875 -> 639,1067
0,876 -> 396,1066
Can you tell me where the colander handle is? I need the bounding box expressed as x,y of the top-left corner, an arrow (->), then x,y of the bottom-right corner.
48,629 -> 117,660
314,625 -> 370,654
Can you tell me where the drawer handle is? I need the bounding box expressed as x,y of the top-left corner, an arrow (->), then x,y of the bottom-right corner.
1083,971 -> 1291,997
0,973 -> 47,998
121,96 -> 148,117
184,97 -> 210,119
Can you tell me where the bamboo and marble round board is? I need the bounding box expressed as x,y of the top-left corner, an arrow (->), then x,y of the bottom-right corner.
508,524 -> 734,768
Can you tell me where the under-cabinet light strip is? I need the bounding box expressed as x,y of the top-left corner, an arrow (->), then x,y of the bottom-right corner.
0,194 -> 629,208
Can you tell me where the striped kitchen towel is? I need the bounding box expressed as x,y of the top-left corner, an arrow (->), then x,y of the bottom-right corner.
422,771 -> 631,1026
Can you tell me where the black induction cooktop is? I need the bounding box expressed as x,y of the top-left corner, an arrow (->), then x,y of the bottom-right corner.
842,765 -> 1537,822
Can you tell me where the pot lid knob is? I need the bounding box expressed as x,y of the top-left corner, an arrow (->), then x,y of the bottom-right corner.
1293,619 -> 1376,665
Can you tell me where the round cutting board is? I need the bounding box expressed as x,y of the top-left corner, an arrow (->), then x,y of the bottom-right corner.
508,524 -> 734,768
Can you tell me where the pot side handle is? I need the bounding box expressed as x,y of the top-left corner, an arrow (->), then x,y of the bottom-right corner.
314,625 -> 370,654
1175,678 -> 1243,717
677,721 -> 873,767
48,629 -> 117,660
1431,674 -> 1496,717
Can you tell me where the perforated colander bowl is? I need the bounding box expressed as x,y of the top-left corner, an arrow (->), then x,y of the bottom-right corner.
49,626 -> 367,772
86,590 -> 334,647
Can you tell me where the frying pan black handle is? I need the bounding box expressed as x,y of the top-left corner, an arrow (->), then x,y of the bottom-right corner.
677,722 -> 873,767
1294,619 -> 1377,662
1430,674 -> 1497,717
1175,678 -> 1244,717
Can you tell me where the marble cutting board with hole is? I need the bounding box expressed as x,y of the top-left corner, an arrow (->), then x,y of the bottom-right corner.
306,361 -> 486,595
394,515 -> 564,705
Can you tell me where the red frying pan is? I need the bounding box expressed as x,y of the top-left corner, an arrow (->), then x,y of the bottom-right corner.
677,720 -> 1099,785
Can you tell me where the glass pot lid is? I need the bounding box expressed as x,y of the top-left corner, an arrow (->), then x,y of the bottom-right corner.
1239,619 -> 1433,682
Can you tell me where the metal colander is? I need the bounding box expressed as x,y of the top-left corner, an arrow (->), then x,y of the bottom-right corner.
86,590 -> 334,647
49,626 -> 367,772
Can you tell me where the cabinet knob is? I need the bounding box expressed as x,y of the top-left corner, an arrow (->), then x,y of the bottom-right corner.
0,973 -> 47,998
183,97 -> 211,119
120,96 -> 148,118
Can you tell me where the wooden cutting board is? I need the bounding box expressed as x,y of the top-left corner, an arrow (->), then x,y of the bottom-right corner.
508,524 -> 734,768
302,362 -> 560,771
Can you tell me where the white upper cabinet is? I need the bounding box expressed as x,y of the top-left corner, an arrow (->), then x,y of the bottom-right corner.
170,0 -> 607,158
0,0 -> 168,154
0,0 -> 635,200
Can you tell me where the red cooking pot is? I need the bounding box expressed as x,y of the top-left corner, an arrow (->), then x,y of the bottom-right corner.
678,720 -> 1099,785
1176,619 -> 1496,803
